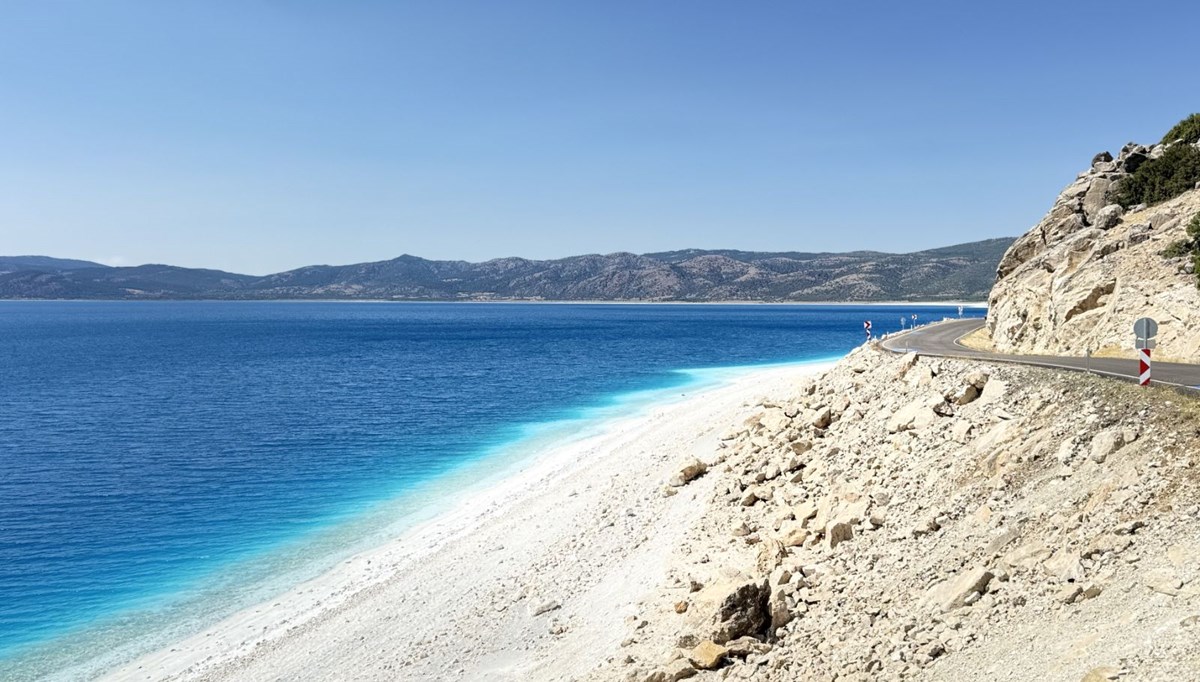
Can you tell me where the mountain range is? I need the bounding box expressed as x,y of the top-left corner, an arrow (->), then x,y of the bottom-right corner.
0,238 -> 1014,302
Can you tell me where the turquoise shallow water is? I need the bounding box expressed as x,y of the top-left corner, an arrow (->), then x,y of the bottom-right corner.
0,301 -> 982,679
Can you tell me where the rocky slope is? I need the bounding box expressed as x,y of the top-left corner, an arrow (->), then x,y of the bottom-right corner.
987,142 -> 1200,361
0,240 -> 1012,302
592,347 -> 1200,682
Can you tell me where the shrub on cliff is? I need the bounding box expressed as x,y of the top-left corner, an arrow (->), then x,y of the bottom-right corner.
1191,214 -> 1200,288
1166,213 -> 1200,287
1162,113 -> 1200,145
1115,144 -> 1200,207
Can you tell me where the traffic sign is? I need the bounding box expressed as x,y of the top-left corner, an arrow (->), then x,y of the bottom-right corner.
1133,317 -> 1158,339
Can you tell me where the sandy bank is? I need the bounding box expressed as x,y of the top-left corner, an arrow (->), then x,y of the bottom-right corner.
102,361 -> 836,681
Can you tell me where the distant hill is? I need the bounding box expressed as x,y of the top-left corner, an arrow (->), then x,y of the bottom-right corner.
0,256 -> 108,272
0,238 -> 1014,301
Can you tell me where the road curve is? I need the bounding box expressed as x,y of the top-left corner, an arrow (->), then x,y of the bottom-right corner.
879,318 -> 1200,392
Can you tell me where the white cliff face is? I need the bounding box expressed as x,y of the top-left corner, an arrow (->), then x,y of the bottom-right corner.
987,142 -> 1200,362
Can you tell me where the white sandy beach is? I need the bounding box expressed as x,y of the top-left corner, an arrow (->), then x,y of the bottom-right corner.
102,361 -> 836,682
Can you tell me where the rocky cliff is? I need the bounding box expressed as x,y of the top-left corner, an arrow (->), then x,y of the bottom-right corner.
987,140 -> 1200,361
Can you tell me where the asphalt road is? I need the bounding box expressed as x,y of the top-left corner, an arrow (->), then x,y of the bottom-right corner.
879,318 -> 1200,392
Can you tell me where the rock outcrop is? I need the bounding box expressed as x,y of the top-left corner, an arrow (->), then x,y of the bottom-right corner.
987,140 -> 1200,362
598,347 -> 1200,682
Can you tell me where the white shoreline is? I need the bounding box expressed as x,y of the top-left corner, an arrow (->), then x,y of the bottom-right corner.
100,359 -> 837,681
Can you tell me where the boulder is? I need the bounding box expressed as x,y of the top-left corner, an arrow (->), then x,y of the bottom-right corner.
793,500 -> 818,525
688,641 -> 728,670
697,578 -> 770,643
1121,150 -> 1149,173
1044,551 -> 1086,584
724,636 -> 772,658
978,379 -> 1008,405
809,406 -> 833,429
1089,430 -> 1126,464
964,370 -> 990,389
923,567 -> 994,612
669,458 -> 708,487
1083,177 -> 1115,224
756,537 -> 786,574
1145,570 -> 1183,597
945,382 -> 980,405
778,521 -> 809,548
906,364 -> 934,387
1093,204 -> 1124,230
896,352 -> 920,376
768,586 -> 792,631
886,400 -> 939,433
825,520 -> 854,549
951,420 -> 974,442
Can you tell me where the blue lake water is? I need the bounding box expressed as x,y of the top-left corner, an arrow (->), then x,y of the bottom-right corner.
0,301 -> 982,679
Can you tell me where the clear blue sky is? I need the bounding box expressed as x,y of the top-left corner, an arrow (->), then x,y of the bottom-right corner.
2,1 -> 1197,275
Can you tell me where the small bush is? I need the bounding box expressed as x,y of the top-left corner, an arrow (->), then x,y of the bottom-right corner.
1161,214 -> 1200,287
1162,113 -> 1200,145
1161,239 -> 1192,258
1190,214 -> 1200,288
1114,144 -> 1200,207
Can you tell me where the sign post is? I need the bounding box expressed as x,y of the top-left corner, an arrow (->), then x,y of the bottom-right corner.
911,313 -> 918,327
864,320 -> 872,342
958,305 -> 964,318
1133,317 -> 1158,387
899,316 -> 905,330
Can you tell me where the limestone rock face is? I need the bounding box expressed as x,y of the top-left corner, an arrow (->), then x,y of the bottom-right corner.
987,140 -> 1200,362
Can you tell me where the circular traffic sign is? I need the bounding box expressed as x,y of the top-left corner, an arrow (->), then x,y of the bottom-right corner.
1133,317 -> 1158,339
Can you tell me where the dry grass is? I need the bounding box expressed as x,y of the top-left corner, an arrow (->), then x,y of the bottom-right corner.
956,325 -> 997,352
1092,344 -> 1195,364
1091,344 -> 1133,359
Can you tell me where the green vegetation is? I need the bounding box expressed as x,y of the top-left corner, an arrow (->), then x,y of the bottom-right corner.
1163,213 -> 1200,288
1161,239 -> 1192,259
1162,113 -> 1200,145
1115,144 -> 1200,208
1191,214 -> 1200,288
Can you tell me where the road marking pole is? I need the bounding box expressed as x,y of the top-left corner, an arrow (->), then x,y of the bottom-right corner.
1133,317 -> 1158,387
864,320 -> 872,343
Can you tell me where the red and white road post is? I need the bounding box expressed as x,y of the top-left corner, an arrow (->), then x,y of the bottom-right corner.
1133,317 -> 1158,387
